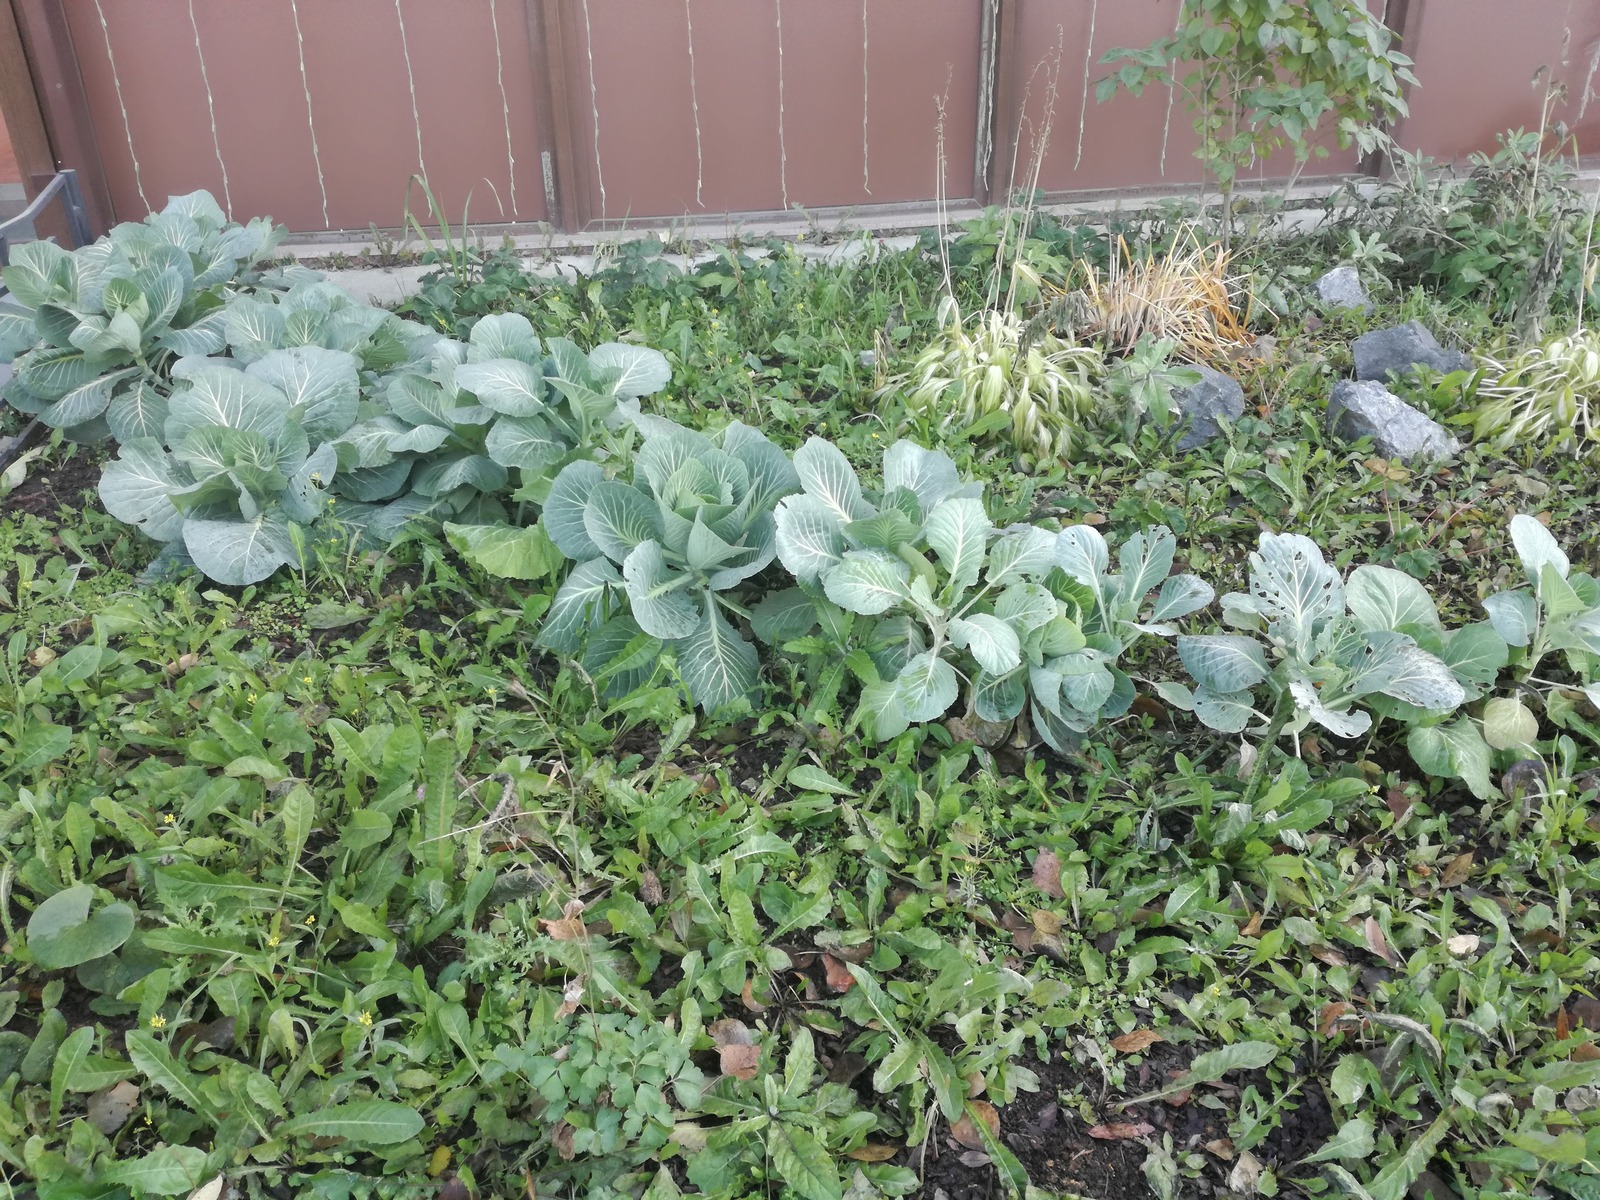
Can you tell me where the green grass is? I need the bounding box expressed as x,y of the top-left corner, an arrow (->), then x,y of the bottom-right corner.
5,203 -> 1600,1200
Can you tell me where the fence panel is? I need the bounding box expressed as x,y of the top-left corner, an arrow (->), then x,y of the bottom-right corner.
64,0 -> 549,231
561,0 -> 982,223
1393,0 -> 1600,165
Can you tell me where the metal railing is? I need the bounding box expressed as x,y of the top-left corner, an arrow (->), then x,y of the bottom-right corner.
0,168 -> 94,269
1,170 -> 96,477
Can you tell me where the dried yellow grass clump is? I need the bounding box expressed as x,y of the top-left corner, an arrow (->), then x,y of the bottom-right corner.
1067,231 -> 1254,367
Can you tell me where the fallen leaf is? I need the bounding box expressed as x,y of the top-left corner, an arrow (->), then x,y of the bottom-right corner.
1558,1006 -> 1571,1041
1240,912 -> 1263,938
1364,916 -> 1398,965
957,1152 -> 992,1168
719,1043 -> 760,1080
1574,997 -> 1600,1030
1445,934 -> 1480,957
949,1101 -> 999,1149
1204,1137 -> 1236,1161
1385,788 -> 1414,821
553,1121 -> 576,1161
87,1081 -> 139,1135
1083,512 -> 1107,526
1311,944 -> 1350,968
966,1071 -> 987,1098
1031,909 -> 1063,937
1111,1029 -> 1165,1054
1228,1149 -> 1264,1194
639,868 -> 664,905
822,954 -> 855,993
741,978 -> 769,1013
1318,1001 -> 1349,1038
1088,1121 -> 1154,1140
1032,850 -> 1065,899
541,899 -> 588,940
1439,852 -> 1474,888
187,1178 -> 227,1200
847,1144 -> 900,1163
1574,1043 -> 1600,1062
428,1146 -> 452,1178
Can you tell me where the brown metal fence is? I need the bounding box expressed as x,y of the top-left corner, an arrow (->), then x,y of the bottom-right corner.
4,0 -> 1599,237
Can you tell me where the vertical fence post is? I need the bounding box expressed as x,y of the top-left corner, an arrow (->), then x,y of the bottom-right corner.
0,0 -> 54,195
981,0 -> 1020,205
526,0 -> 587,233
1364,0 -> 1420,177
9,0 -> 112,232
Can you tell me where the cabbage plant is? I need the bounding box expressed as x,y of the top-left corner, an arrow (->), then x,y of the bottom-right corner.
765,438 -> 1212,748
330,314 -> 669,539
0,191 -> 286,442
537,416 -> 798,711
96,351 -> 359,584
1172,534 -> 1487,767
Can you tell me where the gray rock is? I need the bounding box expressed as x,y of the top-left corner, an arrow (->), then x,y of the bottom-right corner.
1328,379 -> 1460,461
858,349 -> 878,369
1174,367 -> 1245,450
1353,320 -> 1472,382
1314,266 -> 1372,313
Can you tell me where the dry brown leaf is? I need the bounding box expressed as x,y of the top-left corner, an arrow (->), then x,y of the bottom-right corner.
1385,788 -> 1414,822
1440,852 -> 1475,888
949,1100 -> 1000,1149
1110,1029 -> 1165,1054
1240,912 -> 1263,938
1364,917 -> 1398,966
719,1043 -> 760,1080
846,1144 -> 900,1163
1083,512 -> 1108,526
639,868 -> 664,905
1032,850 -> 1065,899
541,899 -> 588,941
822,954 -> 856,993
1558,1006 -> 1571,1041
87,1081 -> 140,1135
1204,1137 -> 1236,1161
741,978 -> 769,1013
1311,945 -> 1350,968
1088,1120 -> 1154,1140
553,1121 -> 576,1160
1318,1001 -> 1349,1038
1031,909 -> 1063,937
1574,1043 -> 1600,1062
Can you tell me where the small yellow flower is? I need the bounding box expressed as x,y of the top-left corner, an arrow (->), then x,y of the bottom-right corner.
149,1015 -> 167,1029
302,675 -> 314,685
310,473 -> 323,485
162,813 -> 176,825
266,933 -> 280,947
247,693 -> 258,704
358,1010 -> 374,1027
304,914 -> 316,926
486,685 -> 497,695
797,303 -> 806,311
796,233 -> 806,242
871,432 -> 880,440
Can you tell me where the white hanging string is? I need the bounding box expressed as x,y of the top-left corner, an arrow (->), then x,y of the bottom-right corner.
1159,0 -> 1187,177
489,0 -> 518,217
775,0 -> 789,210
1074,0 -> 1100,169
581,0 -> 606,217
685,0 -> 705,207
186,0 -> 232,217
91,0 -> 148,212
287,0 -> 329,229
393,0 -> 428,181
861,0 -> 871,194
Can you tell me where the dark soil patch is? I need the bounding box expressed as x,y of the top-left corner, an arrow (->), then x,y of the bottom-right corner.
1,449 -> 104,519
911,1044 -> 1336,1199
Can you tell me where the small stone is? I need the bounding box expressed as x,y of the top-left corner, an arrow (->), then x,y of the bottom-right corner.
858,349 -> 878,369
1328,379 -> 1460,461
1314,265 -> 1372,313
1353,320 -> 1473,382
1174,367 -> 1245,451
